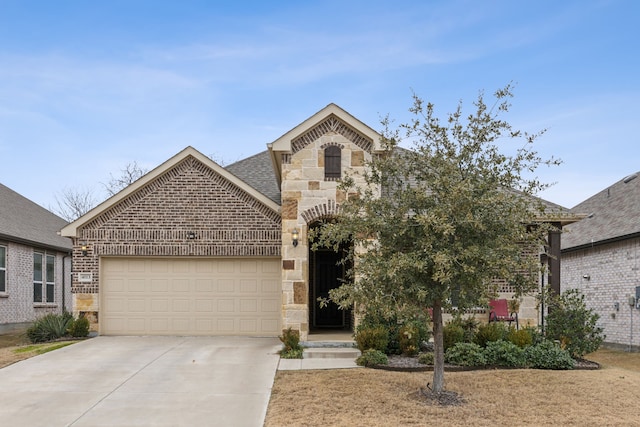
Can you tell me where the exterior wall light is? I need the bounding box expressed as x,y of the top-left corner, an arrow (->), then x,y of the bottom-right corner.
187,231 -> 196,240
582,274 -> 591,280
81,242 -> 88,256
292,229 -> 299,247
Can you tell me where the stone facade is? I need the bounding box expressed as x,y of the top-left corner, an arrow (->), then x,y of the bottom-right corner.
278,118 -> 376,339
562,237 -> 640,349
0,241 -> 71,324
69,155 -> 281,329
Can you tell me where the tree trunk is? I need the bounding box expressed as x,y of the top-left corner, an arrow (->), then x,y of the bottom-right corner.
431,299 -> 445,393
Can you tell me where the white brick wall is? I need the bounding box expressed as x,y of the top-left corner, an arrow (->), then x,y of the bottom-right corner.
0,241 -> 71,324
561,237 -> 640,349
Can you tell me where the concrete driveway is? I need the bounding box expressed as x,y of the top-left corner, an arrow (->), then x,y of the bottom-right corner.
0,336 -> 281,427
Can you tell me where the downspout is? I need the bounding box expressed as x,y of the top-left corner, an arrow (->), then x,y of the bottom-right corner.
62,253 -> 70,313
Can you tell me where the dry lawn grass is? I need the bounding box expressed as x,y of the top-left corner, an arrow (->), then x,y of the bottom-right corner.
265,349 -> 640,427
0,327 -> 78,368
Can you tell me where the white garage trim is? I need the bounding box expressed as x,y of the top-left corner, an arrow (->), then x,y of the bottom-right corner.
100,257 -> 281,336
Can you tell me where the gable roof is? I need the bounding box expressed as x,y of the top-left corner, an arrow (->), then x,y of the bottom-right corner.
0,183 -> 72,252
61,146 -> 281,237
562,171 -> 640,251
268,103 -> 384,186
225,150 -> 280,205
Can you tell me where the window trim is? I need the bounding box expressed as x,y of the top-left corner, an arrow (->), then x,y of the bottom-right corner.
33,251 -> 56,304
0,245 -> 6,294
324,145 -> 342,180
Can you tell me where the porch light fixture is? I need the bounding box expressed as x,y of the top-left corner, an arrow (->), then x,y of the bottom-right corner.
582,274 -> 591,280
292,228 -> 299,247
187,231 -> 196,240
81,242 -> 88,257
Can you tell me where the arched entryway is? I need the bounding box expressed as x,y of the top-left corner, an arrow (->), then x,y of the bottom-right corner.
308,221 -> 353,331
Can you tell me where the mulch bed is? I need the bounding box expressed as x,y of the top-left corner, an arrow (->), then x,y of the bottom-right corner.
372,354 -> 600,372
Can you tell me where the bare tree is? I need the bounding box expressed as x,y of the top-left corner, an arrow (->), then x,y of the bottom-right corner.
51,186 -> 97,222
103,161 -> 147,196
52,161 -> 148,221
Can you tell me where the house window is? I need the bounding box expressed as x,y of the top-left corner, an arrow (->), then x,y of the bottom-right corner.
0,246 -> 6,293
324,146 -> 341,179
33,252 -> 55,303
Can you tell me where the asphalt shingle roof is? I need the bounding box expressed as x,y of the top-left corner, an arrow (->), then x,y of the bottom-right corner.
0,183 -> 72,252
562,172 -> 640,250
225,150 -> 281,204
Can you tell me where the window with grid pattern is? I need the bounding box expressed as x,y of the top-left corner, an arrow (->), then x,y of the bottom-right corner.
324,146 -> 341,179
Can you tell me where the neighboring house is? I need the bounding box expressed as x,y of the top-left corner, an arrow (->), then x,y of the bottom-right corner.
0,184 -> 72,326
561,172 -> 640,350
61,104 -> 578,339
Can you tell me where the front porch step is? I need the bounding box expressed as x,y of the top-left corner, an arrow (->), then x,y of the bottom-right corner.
303,347 -> 361,359
301,340 -> 356,348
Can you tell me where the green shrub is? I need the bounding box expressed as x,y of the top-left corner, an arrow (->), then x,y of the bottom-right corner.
418,352 -> 434,365
26,313 -> 72,343
474,322 -> 509,347
279,328 -> 303,358
544,289 -> 605,358
443,323 -> 465,351
68,316 -> 90,338
280,348 -> 304,359
356,349 -> 388,367
354,325 -> 389,352
359,312 -> 431,354
525,340 -> 575,370
483,340 -> 526,368
508,327 -> 533,348
398,322 -> 422,356
445,342 -> 486,367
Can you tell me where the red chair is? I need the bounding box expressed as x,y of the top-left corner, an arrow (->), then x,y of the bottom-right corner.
488,299 -> 518,329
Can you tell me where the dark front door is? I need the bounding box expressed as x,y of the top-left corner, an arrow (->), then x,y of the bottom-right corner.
311,247 -> 353,329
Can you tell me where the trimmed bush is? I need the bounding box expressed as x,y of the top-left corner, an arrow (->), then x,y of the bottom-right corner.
26,313 -> 72,343
508,327 -> 533,348
474,322 -> 509,347
443,323 -> 465,351
398,322 -> 422,356
68,317 -> 90,338
445,342 -> 486,367
484,340 -> 526,368
355,325 -> 389,353
279,328 -> 303,359
545,289 -> 604,358
356,349 -> 388,367
418,352 -> 434,365
525,340 -> 575,370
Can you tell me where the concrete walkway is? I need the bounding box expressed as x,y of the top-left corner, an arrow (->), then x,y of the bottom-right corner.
0,336 -> 281,427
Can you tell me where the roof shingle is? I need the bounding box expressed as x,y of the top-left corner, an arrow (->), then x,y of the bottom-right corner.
0,183 -> 72,251
562,172 -> 640,250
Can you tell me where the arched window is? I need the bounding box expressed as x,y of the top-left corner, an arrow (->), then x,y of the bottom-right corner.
324,146 -> 341,180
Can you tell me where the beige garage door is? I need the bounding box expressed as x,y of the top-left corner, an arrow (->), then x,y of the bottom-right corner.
101,257 -> 281,336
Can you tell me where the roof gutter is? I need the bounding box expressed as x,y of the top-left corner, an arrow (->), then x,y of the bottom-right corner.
561,231 -> 640,254
0,233 -> 72,254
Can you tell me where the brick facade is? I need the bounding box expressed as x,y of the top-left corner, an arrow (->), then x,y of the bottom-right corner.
562,237 -> 640,349
0,241 -> 71,324
70,155 -> 281,327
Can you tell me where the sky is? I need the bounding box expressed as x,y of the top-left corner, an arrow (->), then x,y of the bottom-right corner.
1,0 -> 638,214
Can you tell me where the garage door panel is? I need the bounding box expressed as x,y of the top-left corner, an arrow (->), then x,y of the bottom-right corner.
151,279 -> 169,292
240,280 -> 257,293
173,299 -> 190,312
218,279 -> 235,293
101,258 -> 280,336
172,279 -> 190,292
128,279 -> 146,292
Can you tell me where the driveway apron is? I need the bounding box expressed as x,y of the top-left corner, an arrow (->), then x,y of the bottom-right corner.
0,336 -> 281,427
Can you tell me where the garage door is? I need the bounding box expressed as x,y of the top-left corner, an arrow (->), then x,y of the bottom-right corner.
101,258 -> 281,336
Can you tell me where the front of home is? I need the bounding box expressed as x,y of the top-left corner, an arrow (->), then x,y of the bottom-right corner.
0,184 -> 72,327
61,104 -> 578,339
